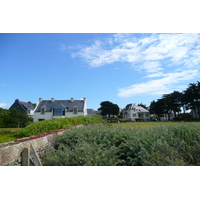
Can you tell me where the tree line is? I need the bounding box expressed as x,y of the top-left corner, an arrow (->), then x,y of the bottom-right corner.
0,108 -> 32,128
149,81 -> 200,121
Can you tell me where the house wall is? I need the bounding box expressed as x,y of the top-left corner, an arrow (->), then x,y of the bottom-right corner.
34,112 -> 53,122
123,110 -> 150,120
33,111 -> 86,122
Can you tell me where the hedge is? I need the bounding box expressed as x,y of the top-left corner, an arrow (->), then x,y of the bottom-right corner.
14,115 -> 102,138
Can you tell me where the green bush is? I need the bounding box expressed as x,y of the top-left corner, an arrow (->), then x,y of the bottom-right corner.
14,115 -> 102,138
42,123 -> 200,166
0,130 -> 13,135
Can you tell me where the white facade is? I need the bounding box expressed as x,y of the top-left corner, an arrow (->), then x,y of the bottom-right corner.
33,97 -> 87,122
122,103 -> 150,121
33,110 -> 86,122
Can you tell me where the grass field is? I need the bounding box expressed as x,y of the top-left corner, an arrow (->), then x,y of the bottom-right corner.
0,128 -> 21,143
112,121 -> 200,129
1,121 -> 200,144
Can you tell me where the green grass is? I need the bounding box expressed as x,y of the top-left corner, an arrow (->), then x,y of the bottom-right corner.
0,128 -> 21,143
112,121 -> 200,129
0,115 -> 102,144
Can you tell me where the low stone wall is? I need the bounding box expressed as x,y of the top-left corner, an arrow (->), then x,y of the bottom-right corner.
0,125 -> 82,166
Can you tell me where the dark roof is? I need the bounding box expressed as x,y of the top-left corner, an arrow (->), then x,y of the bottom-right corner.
19,101 -> 35,110
125,104 -> 132,110
9,99 -> 34,113
124,103 -> 149,112
35,100 -> 85,112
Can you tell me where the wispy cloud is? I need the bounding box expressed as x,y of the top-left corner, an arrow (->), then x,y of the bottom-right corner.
0,103 -> 9,108
0,84 -> 5,87
58,43 -> 68,51
71,33 -> 200,98
118,69 -> 199,98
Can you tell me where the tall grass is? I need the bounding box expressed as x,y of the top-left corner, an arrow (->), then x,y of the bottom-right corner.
14,115 -> 102,138
42,123 -> 200,166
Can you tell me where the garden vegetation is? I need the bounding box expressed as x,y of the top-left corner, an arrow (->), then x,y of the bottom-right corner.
0,115 -> 102,143
42,122 -> 200,166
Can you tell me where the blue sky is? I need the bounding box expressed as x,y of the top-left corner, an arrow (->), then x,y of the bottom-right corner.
0,33 -> 200,110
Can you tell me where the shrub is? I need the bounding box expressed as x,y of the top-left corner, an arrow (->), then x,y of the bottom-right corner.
14,115 -> 102,138
42,123 -> 200,166
0,130 -> 13,135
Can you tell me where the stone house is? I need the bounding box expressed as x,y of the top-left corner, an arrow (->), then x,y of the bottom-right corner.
33,97 -> 87,122
9,99 -> 35,117
122,103 -> 150,121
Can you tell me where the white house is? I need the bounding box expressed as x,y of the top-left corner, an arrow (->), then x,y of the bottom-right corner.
122,103 -> 150,121
33,97 -> 87,122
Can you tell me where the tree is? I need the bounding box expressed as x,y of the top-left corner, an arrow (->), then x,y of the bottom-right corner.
0,108 -> 10,127
98,101 -> 119,117
162,91 -> 182,120
137,103 -> 148,110
5,108 -> 32,128
184,82 -> 200,119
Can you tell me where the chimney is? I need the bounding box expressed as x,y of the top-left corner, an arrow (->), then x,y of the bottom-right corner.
71,97 -> 74,102
39,98 -> 43,102
51,98 -> 55,102
83,97 -> 86,102
28,101 -> 32,104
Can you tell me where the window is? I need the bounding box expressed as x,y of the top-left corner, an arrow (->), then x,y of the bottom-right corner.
38,119 -> 45,121
53,108 -> 65,116
73,107 -> 78,114
133,114 -> 137,117
41,108 -> 45,114
41,106 -> 46,114
145,114 -> 149,117
139,114 -> 144,118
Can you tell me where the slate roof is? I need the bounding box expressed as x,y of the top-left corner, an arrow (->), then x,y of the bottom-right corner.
35,99 -> 85,112
9,99 -> 35,114
19,101 -> 35,110
124,104 -> 149,112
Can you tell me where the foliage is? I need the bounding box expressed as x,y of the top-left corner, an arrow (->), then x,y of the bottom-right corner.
0,130 -> 13,134
98,101 -> 119,117
0,108 -> 32,128
137,103 -> 148,110
0,108 -> 10,128
7,108 -> 32,128
42,122 -> 200,166
14,115 -> 102,138
0,128 -> 21,143
150,81 -> 200,121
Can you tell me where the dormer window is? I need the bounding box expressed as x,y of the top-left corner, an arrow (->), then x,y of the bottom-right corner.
41,106 -> 46,114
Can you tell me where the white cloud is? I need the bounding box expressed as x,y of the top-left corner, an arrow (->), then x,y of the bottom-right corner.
58,43 -> 68,51
0,84 -> 5,86
118,69 -> 199,98
73,33 -> 199,70
71,33 -> 200,98
0,103 -> 9,108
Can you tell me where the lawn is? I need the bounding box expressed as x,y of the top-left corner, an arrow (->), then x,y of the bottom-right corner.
112,121 -> 200,129
0,128 -> 21,143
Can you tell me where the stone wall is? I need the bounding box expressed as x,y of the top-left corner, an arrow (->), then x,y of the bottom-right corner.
0,125 -> 82,166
